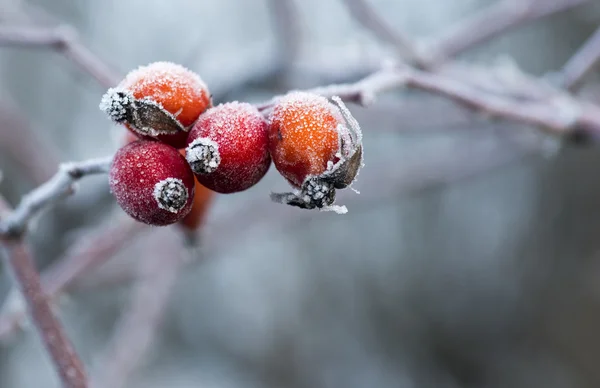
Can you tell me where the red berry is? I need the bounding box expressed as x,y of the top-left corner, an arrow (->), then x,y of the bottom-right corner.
185,102 -> 271,194
109,140 -> 195,226
100,61 -> 211,148
267,93 -> 363,213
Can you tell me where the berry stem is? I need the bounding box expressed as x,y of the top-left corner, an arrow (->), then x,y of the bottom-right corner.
0,195 -> 88,388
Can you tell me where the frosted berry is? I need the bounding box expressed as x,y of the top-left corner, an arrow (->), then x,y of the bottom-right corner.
100,61 -> 211,148
109,140 -> 195,226
267,93 -> 363,213
185,102 -> 271,193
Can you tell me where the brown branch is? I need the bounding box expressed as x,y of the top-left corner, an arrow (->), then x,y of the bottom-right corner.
0,196 -> 88,388
90,231 -> 184,388
0,25 -> 119,88
339,0 -> 432,69
560,26 -> 600,91
0,217 -> 146,340
426,0 -> 588,65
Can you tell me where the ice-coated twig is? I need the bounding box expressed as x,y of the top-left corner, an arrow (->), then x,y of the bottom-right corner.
0,217 -> 146,340
560,26 -> 600,91
90,232 -> 184,388
340,0 -> 432,69
0,156 -> 113,239
425,0 -> 588,65
0,25 -> 119,88
0,195 -> 88,388
259,66 -> 600,140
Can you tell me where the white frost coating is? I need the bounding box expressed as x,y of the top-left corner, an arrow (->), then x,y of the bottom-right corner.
99,88 -> 133,122
332,96 -> 363,145
153,177 -> 188,213
185,137 -> 221,174
321,205 -> 348,214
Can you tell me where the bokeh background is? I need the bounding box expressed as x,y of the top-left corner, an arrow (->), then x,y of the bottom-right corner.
2,0 -> 600,387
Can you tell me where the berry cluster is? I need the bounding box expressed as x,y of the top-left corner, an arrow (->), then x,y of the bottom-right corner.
100,61 -> 363,226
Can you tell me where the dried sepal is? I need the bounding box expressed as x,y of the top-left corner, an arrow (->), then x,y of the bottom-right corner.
100,88 -> 187,137
269,94 -> 363,213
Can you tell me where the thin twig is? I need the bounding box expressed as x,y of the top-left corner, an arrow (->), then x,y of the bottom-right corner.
0,217 -> 146,340
426,0 -> 588,65
560,26 -> 600,91
0,196 -> 88,388
0,156 -> 113,239
258,66 -> 600,139
90,231 -> 184,388
340,0 -> 432,69
0,25 -> 119,88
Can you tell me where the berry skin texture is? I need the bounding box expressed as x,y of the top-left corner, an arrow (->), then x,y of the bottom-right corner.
100,61 -> 211,149
185,102 -> 271,194
268,92 -> 341,189
267,93 -> 363,213
109,140 -> 196,226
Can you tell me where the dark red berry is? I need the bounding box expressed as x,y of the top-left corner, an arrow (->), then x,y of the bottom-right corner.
185,102 -> 271,194
109,140 -> 195,225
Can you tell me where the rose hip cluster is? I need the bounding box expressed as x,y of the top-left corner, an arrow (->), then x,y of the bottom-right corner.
100,61 -> 363,226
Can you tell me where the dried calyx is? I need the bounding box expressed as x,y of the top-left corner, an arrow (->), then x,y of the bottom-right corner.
270,96 -> 363,214
185,137 -> 221,174
99,88 -> 187,137
153,177 -> 189,213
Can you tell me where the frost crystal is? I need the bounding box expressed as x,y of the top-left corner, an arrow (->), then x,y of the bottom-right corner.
153,177 -> 188,213
99,88 -> 134,123
185,137 -> 221,174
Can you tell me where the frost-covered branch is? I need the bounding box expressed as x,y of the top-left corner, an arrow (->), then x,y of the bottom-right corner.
0,156 -> 113,239
0,196 -> 88,388
260,66 -> 600,140
0,25 -> 119,88
425,0 -> 588,65
560,26 -> 600,91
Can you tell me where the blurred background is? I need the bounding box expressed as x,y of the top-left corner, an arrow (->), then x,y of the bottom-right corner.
1,0 -> 600,387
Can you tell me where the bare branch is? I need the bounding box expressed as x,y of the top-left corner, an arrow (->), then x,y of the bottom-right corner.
0,25 -> 119,88
0,156 -> 113,239
0,196 -> 88,388
426,0 -> 588,65
339,0 -> 431,69
560,26 -> 600,91
0,217 -> 146,340
259,66 -> 600,140
90,231 -> 184,388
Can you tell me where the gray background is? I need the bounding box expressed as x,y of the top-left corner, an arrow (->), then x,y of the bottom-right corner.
1,0 -> 600,387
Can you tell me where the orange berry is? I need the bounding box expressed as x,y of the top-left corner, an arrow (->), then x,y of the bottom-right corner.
101,61 -> 211,148
268,92 -> 341,188
267,93 -> 363,213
